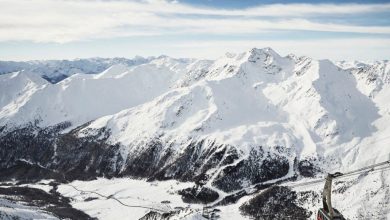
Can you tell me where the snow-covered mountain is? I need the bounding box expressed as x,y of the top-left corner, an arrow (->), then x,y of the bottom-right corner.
0,57 -> 156,83
0,48 -> 389,219
0,56 -> 212,127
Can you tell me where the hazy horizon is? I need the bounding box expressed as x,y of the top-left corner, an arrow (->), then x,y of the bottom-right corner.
1,0 -> 389,61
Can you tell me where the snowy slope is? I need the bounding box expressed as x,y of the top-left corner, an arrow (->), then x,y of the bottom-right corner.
0,48 -> 389,219
75,49 -> 389,219
58,178 -> 199,220
0,57 -> 155,83
0,71 -> 48,112
0,57 -> 212,128
79,48 -> 389,171
0,198 -> 59,220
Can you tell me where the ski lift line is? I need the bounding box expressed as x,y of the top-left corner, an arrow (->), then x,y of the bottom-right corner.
339,164 -> 390,180
285,160 -> 390,189
334,160 -> 390,178
335,167 -> 386,179
333,161 -> 390,179
317,160 -> 390,220
290,165 -> 390,189
316,162 -> 390,220
335,165 -> 390,180
66,184 -> 169,213
65,160 -> 389,213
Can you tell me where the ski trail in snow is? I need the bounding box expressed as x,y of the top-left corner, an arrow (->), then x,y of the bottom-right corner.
65,184 -> 172,213
209,163 -> 296,206
203,146 -> 241,199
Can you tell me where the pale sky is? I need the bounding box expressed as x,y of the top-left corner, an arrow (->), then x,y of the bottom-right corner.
0,0 -> 389,61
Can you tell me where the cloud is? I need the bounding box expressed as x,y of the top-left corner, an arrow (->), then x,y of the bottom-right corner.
0,0 -> 389,43
143,1 -> 390,17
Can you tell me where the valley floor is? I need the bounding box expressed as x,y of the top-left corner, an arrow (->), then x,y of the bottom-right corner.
1,172 -> 390,220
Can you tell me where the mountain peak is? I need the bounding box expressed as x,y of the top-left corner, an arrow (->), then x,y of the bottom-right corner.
250,47 -> 280,57
247,47 -> 282,64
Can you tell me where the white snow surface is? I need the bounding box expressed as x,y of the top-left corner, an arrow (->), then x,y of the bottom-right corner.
1,48 -> 390,219
57,178 -> 204,220
55,169 -> 390,220
0,56 -> 212,128
0,57 -> 156,83
0,198 -> 58,220
1,48 -> 389,169
76,48 -> 389,172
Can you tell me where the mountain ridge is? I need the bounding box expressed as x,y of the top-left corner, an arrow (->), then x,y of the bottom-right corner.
0,47 -> 389,219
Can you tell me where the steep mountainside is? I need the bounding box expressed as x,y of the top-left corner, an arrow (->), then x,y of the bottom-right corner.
0,48 -> 389,219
